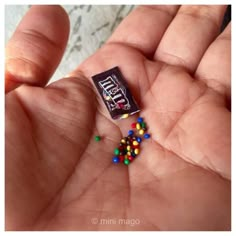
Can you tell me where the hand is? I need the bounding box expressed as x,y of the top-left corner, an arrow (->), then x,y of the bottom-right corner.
5,5 -> 231,230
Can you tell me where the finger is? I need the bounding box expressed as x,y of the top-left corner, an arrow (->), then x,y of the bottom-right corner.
5,5 -> 70,93
154,5 -> 227,72
107,5 -> 179,57
195,23 -> 231,103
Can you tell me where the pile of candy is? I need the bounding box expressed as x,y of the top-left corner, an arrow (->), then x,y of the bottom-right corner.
112,117 -> 151,165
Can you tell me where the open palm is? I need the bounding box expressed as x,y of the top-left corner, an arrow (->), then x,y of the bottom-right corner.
5,5 -> 231,230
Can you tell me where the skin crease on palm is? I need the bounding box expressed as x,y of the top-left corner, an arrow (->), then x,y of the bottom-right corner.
5,5 -> 231,230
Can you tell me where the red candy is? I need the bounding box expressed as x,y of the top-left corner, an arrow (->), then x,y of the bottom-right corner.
131,123 -> 136,129
119,155 -> 125,162
128,156 -> 133,161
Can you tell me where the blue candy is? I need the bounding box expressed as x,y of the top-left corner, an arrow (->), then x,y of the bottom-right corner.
144,133 -> 151,139
128,130 -> 134,135
136,137 -> 142,143
137,117 -> 143,123
131,152 -> 136,157
112,156 -> 120,163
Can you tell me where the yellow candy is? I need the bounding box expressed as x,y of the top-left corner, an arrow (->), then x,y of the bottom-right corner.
121,139 -> 126,144
133,141 -> 139,146
136,123 -> 141,130
127,145 -> 131,151
139,129 -> 144,135
121,114 -> 129,119
127,151 -> 131,156
134,148 -> 139,155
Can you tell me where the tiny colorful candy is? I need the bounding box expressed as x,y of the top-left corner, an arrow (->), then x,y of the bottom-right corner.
112,156 -> 120,163
94,135 -> 101,141
114,148 -> 120,155
131,123 -> 136,129
144,133 -> 151,139
134,148 -> 139,155
121,138 -> 126,144
124,159 -> 130,165
128,156 -> 133,161
136,123 -> 141,130
136,137 -> 142,143
141,122 -> 146,128
119,151 -> 125,156
137,117 -> 143,123
121,114 -> 129,119
139,129 -> 144,135
133,141 -> 139,146
119,143 -> 123,147
128,130 -> 134,136
131,152 -> 136,157
119,155 -> 125,162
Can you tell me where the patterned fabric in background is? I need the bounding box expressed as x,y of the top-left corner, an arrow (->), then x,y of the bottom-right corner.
5,5 -> 135,83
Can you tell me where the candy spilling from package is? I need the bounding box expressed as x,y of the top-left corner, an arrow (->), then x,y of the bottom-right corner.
92,67 -> 151,166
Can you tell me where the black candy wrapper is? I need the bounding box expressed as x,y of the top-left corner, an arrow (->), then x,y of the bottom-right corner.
92,67 -> 140,119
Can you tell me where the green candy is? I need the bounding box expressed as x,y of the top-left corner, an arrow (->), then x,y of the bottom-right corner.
94,136 -> 101,142
114,148 -> 120,155
141,122 -> 146,128
124,159 -> 130,165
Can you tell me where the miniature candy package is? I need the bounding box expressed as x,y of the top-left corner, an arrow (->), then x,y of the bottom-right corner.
92,67 -> 140,119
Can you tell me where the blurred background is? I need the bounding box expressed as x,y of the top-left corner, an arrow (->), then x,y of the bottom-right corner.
5,5 -> 135,83
5,5 -> 230,84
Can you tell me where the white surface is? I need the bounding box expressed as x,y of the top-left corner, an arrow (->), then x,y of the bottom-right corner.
5,5 -> 135,83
